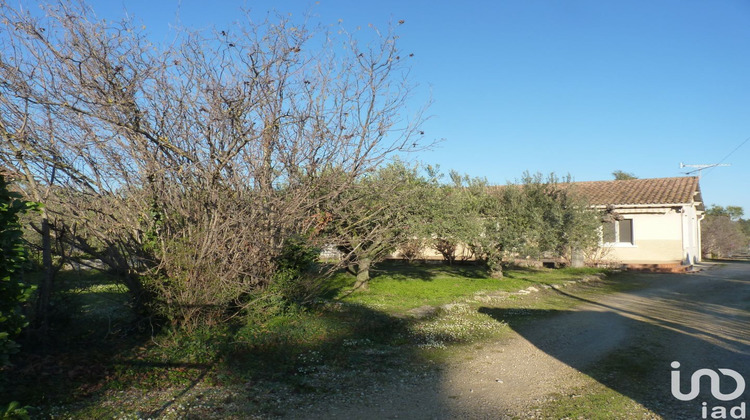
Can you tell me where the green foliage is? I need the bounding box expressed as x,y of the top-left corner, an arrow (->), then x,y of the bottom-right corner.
419,168 -> 486,263
416,170 -> 600,275
275,236 -> 319,274
1,401 -> 30,420
740,219 -> 750,239
468,172 -> 600,275
268,236 -> 328,307
325,160 -> 429,286
0,175 -> 37,365
706,204 -> 744,221
612,170 -> 638,180
140,198 -> 164,255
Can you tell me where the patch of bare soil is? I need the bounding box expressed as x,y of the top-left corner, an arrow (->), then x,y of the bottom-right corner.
281,263 -> 750,419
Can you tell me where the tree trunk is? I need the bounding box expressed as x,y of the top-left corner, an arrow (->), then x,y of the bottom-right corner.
120,271 -> 150,317
571,248 -> 585,268
488,253 -> 503,279
36,215 -> 54,334
353,258 -> 371,290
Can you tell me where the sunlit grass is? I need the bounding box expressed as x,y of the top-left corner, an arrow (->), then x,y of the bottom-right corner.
539,381 -> 659,420
9,261 -> 624,418
335,262 -> 607,313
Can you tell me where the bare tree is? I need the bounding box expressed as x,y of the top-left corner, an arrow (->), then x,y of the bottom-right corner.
702,214 -> 748,258
0,2 -> 427,327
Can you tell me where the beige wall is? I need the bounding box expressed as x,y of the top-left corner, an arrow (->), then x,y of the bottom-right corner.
387,204 -> 703,265
602,208 -> 686,264
604,239 -> 684,263
390,242 -> 474,260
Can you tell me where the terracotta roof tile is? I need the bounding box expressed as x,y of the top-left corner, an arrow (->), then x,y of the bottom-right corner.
569,177 -> 702,207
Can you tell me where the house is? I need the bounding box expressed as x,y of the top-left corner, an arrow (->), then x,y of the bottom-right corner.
572,176 -> 704,268
383,175 -> 705,270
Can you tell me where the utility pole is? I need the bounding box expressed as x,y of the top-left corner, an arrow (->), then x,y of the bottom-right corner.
679,162 -> 731,179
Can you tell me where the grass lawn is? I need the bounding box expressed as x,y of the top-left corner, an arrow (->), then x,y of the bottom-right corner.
332,261 -> 607,313
2,261 -> 626,418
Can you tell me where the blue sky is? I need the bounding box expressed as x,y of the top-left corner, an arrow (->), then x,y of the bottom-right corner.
25,0 -> 750,213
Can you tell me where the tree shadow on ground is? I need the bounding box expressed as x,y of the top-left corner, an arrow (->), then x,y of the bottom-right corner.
4,260 -> 494,417
371,260 -> 490,282
0,290 -> 154,412
147,302 -> 442,418
478,268 -> 750,419
8,265 -> 747,419
2,292 -> 442,418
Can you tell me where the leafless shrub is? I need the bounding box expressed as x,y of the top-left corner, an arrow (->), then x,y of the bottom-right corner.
399,238 -> 427,262
0,2 -> 427,326
702,215 -> 747,259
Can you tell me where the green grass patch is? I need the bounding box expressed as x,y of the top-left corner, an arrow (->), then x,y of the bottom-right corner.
1,269 -> 146,412
225,303 -> 411,381
334,261 -> 607,313
6,262 -> 630,418
539,381 -> 659,420
536,344 -> 670,419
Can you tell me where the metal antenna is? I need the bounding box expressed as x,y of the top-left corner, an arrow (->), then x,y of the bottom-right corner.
679,162 -> 731,179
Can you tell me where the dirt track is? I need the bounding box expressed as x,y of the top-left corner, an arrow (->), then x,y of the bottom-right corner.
285,262 -> 750,419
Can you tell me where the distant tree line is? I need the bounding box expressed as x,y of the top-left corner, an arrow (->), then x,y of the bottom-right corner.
702,205 -> 750,258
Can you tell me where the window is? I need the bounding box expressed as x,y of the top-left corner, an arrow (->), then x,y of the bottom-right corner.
602,219 -> 633,244
602,222 -> 616,243
618,219 -> 633,243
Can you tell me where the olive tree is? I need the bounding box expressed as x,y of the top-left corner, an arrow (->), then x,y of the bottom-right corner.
471,173 -> 599,277
0,2 -> 427,326
324,161 -> 427,290
419,169 -> 485,264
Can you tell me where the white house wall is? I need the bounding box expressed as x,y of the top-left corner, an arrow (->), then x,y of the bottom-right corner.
603,208 -> 685,264
681,205 -> 702,264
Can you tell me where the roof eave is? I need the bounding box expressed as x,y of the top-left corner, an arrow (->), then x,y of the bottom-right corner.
590,202 -> 700,209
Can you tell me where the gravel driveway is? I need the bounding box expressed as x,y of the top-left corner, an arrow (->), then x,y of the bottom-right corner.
285,262 -> 750,419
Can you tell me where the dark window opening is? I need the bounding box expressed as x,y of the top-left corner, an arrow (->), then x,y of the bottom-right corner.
602,219 -> 633,244
618,219 -> 633,244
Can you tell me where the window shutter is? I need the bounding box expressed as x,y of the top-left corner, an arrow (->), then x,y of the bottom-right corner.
619,219 -> 633,244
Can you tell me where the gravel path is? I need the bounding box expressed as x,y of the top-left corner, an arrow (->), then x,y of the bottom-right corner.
283,262 -> 750,419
